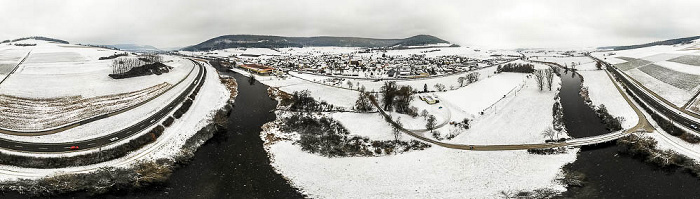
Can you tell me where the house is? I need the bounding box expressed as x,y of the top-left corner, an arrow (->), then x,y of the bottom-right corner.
241,64 -> 273,75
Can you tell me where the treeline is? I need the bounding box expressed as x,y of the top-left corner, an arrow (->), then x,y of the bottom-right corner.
8,36 -> 69,44
13,43 -> 36,46
497,63 -> 534,73
110,54 -> 171,79
618,135 -> 700,173
99,52 -> 129,60
456,72 -> 480,87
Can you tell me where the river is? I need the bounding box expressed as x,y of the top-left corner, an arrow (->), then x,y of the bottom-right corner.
558,69 -> 700,198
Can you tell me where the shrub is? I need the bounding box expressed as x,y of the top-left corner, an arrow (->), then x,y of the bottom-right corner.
162,116 -> 175,127
527,147 -> 567,155
98,52 -> 128,60
594,105 -> 623,132
173,109 -> 184,119
150,125 -> 165,137
680,133 -> 700,144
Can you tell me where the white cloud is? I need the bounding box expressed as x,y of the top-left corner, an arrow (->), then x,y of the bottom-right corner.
0,0 -> 698,49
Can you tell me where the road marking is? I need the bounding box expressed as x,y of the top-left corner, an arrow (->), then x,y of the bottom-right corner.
88,143 -> 96,146
14,145 -> 22,148
39,147 -> 48,150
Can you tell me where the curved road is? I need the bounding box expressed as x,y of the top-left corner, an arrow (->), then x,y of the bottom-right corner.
0,59 -> 206,153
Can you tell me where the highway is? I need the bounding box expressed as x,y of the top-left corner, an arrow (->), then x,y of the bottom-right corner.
592,56 -> 700,133
0,59 -> 206,153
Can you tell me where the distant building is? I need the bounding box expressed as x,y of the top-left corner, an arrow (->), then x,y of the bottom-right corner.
241,64 -> 273,75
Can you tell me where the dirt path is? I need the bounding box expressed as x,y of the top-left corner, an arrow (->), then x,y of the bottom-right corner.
603,68 -> 655,133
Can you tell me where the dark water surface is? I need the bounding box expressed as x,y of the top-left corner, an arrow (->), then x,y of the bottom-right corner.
558,70 -> 700,198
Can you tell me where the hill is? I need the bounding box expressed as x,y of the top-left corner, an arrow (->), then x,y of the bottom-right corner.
599,35 -> 700,51
105,44 -> 163,52
181,34 -> 450,51
1,36 -> 69,44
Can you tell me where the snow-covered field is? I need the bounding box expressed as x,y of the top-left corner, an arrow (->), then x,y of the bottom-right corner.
436,73 -> 525,119
267,140 -> 576,198
626,68 -> 697,106
240,52 -> 578,197
578,70 -> 638,129
446,73 -> 562,145
0,61 -> 229,180
0,83 -> 171,131
530,56 -> 595,68
0,40 -> 200,143
0,48 -> 30,81
0,59 -> 199,143
0,40 -> 193,99
381,46 -> 520,59
590,40 -> 700,107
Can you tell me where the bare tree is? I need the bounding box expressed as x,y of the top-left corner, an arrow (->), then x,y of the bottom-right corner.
434,83 -> 446,92
421,109 -> 429,119
545,69 -> 554,91
393,117 -> 402,142
542,127 -> 556,140
595,61 -> 603,70
534,70 -> 545,91
347,80 -> 353,89
466,72 -> 480,83
111,57 -> 145,75
458,76 -> 466,87
426,115 -> 437,133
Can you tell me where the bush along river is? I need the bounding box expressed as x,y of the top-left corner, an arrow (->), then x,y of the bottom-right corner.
557,69 -> 700,198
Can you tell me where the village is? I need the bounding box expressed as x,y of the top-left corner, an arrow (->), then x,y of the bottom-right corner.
182,47 -> 521,79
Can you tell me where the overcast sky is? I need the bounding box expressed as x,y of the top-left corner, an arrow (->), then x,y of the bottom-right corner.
1,0 -> 698,49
